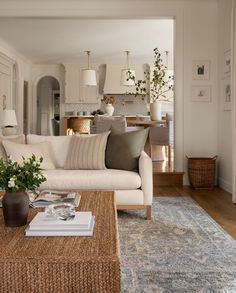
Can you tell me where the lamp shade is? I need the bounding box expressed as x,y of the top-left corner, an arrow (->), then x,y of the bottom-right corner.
120,69 -> 136,86
1,110 -> 17,126
82,69 -> 97,86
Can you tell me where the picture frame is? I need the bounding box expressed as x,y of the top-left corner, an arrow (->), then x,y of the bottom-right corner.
223,50 -> 231,75
193,60 -> 210,80
191,86 -> 211,102
222,77 -> 231,111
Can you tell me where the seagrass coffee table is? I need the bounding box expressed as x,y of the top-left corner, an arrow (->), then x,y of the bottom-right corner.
0,191 -> 121,293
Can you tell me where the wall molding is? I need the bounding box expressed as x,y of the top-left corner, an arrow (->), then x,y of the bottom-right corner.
0,51 -> 15,65
218,176 -> 232,193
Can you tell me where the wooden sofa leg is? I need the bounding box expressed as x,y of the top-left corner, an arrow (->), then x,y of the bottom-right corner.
146,206 -> 152,220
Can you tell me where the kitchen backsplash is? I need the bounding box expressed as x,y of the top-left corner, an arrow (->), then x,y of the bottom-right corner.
61,95 -> 149,116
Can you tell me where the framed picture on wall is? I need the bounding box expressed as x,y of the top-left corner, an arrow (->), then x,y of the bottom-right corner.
193,60 -> 210,80
223,50 -> 231,75
191,86 -> 211,102
222,77 -> 231,111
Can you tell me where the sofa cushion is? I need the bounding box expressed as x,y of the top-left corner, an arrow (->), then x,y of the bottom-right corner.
64,132 -> 110,170
0,135 -> 25,160
105,127 -> 149,171
40,169 -> 141,190
2,140 -> 55,170
27,134 -> 72,168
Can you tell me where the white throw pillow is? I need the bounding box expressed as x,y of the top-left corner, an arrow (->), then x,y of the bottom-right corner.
64,132 -> 110,170
2,140 -> 55,170
0,135 -> 25,161
27,134 -> 72,168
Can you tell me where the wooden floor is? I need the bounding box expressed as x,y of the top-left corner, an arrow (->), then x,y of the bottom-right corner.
154,186 -> 236,239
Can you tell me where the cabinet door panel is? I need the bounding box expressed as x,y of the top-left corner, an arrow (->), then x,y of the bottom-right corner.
80,85 -> 98,103
0,71 -> 11,109
64,64 -> 80,103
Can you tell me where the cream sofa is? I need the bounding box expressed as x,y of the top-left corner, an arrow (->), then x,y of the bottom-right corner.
13,134 -> 153,218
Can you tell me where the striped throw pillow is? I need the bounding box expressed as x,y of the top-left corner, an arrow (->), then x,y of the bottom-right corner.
64,132 -> 110,170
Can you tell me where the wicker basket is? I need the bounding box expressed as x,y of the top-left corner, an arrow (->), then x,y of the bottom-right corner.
187,156 -> 217,189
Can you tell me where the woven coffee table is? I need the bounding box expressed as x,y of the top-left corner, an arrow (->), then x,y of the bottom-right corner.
0,191 -> 120,293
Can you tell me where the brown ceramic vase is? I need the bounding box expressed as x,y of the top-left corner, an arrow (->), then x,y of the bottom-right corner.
2,189 -> 29,227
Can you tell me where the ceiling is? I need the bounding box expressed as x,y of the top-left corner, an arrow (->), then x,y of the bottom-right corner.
0,18 -> 174,66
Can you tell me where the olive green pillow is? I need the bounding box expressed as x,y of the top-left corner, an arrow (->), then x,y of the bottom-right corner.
105,128 -> 149,171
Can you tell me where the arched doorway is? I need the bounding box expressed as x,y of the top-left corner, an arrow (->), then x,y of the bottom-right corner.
36,76 -> 60,135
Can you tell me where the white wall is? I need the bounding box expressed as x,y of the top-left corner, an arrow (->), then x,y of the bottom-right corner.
182,1 -> 218,183
0,0 -> 221,184
217,0 -> 233,192
0,38 -> 31,134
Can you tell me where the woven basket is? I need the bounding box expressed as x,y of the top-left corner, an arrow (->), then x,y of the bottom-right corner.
187,156 -> 217,189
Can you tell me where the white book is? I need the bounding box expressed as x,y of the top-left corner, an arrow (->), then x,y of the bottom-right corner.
25,216 -> 95,237
29,212 -> 93,230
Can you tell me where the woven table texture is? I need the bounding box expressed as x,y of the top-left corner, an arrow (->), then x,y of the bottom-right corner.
0,191 -> 121,293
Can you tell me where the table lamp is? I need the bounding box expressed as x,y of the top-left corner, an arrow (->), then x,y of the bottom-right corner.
1,109 -> 18,136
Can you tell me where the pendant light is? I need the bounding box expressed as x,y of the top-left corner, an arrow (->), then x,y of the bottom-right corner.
120,51 -> 136,86
82,51 -> 97,86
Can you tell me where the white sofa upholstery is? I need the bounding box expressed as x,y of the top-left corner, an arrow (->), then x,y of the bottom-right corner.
27,134 -> 153,218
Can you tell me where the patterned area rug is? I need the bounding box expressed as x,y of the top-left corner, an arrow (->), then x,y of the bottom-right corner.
118,197 -> 236,293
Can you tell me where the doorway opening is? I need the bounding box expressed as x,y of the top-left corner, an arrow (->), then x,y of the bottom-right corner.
36,76 -> 60,136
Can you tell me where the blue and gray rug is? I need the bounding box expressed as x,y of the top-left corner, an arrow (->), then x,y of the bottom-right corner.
118,197 -> 236,293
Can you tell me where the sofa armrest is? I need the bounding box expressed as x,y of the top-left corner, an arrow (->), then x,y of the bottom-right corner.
139,151 -> 153,205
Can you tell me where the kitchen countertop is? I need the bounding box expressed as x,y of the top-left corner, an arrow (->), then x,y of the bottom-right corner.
63,114 -> 137,118
64,115 -> 94,118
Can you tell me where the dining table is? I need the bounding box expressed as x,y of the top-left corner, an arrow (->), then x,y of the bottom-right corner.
127,119 -> 166,128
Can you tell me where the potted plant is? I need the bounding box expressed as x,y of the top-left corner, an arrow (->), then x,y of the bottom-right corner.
101,96 -> 116,116
127,48 -> 174,120
0,155 -> 46,227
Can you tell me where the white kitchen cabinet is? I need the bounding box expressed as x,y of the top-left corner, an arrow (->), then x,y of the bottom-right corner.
64,63 -> 80,103
0,53 -> 14,124
64,63 -> 98,104
80,85 -> 98,103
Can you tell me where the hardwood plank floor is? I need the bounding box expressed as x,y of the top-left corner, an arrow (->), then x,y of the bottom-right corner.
154,186 -> 236,239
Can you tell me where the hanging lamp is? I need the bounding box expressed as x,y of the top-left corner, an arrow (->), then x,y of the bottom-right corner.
120,51 -> 136,86
82,51 -> 97,86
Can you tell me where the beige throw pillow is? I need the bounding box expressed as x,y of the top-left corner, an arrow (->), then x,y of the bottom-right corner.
0,135 -> 25,161
2,140 -> 55,170
64,132 -> 110,170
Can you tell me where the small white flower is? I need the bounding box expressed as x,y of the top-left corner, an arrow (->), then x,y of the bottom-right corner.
8,179 -> 15,188
23,158 -> 29,163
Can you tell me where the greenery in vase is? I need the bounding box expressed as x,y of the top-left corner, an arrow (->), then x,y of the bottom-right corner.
101,96 -> 116,105
127,48 -> 174,103
0,155 -> 46,193
91,109 -> 104,115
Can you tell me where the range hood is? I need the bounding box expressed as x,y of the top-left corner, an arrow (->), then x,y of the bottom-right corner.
103,64 -> 149,95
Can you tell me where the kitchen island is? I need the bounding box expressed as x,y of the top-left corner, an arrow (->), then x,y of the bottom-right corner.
63,115 -> 137,135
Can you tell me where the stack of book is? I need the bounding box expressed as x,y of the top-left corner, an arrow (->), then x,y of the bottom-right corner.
25,211 -> 95,236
